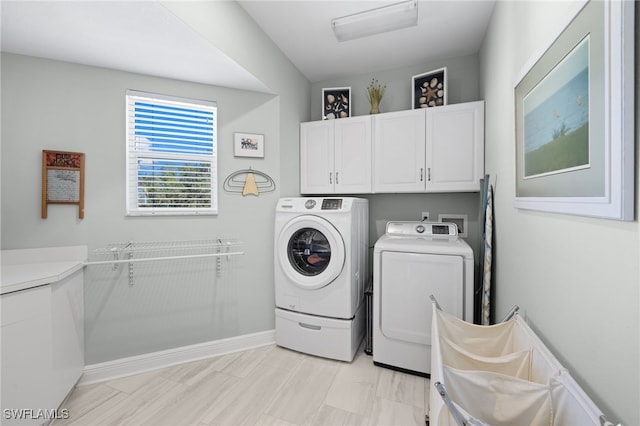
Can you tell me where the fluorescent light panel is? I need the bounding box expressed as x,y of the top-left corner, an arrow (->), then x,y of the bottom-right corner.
331,0 -> 418,42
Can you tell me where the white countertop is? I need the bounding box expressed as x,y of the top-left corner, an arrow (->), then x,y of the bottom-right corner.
1,246 -> 87,295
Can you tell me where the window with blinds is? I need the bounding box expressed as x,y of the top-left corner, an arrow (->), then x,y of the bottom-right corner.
126,90 -> 217,215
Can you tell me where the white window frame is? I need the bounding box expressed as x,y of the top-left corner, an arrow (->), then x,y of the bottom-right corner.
126,90 -> 217,216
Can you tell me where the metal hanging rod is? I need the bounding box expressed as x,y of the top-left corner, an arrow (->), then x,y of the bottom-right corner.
83,251 -> 244,266
91,239 -> 242,255
85,239 -> 244,275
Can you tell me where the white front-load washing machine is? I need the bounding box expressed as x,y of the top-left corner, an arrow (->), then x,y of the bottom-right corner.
373,221 -> 474,376
274,197 -> 368,361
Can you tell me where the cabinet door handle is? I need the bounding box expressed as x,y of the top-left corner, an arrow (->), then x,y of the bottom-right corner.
336,172 -> 339,184
329,172 -> 332,184
428,168 -> 431,181
420,168 -> 424,182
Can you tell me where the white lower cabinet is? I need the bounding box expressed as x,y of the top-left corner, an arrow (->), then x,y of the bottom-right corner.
1,248 -> 85,426
1,286 -> 52,426
300,115 -> 372,194
300,101 -> 484,194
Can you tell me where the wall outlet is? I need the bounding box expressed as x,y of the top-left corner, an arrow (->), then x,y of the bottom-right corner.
421,211 -> 430,221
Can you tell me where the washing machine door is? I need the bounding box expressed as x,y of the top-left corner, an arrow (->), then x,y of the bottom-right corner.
277,215 -> 345,290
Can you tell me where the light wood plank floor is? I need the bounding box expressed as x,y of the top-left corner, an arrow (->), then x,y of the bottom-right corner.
54,344 -> 430,426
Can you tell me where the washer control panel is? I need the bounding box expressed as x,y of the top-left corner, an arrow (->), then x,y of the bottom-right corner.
321,199 -> 343,210
279,197 -> 347,212
385,221 -> 458,237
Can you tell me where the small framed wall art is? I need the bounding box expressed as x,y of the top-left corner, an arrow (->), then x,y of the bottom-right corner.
234,133 -> 264,158
322,87 -> 351,119
42,150 -> 85,219
412,67 -> 447,109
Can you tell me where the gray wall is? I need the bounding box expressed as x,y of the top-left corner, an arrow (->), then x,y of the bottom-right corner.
480,2 -> 639,424
1,4 -> 310,364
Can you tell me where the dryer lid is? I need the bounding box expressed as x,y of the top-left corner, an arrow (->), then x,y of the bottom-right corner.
374,222 -> 473,258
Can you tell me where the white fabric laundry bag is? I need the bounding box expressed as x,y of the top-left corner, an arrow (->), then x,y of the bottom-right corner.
435,308 -> 520,357
429,303 -> 606,426
438,326 -> 532,380
442,366 -> 554,426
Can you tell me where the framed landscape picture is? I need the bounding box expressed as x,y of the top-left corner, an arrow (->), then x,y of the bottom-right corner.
522,36 -> 590,180
514,0 -> 634,220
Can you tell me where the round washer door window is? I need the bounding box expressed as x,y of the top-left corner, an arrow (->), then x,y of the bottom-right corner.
277,216 -> 345,290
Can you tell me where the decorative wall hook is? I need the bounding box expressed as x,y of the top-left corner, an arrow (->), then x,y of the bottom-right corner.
223,168 -> 276,196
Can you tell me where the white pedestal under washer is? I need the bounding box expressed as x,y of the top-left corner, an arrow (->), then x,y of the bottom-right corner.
373,221 -> 474,376
274,197 -> 368,361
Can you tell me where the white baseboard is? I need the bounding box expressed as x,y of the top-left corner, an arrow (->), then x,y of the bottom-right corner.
79,329 -> 275,385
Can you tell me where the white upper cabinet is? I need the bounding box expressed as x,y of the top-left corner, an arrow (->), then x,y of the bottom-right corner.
425,101 -> 485,192
334,115 -> 372,193
300,120 -> 333,194
373,101 -> 484,193
300,101 -> 484,194
373,109 -> 426,193
300,115 -> 372,194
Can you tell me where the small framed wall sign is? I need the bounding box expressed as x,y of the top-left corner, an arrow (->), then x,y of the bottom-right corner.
322,87 -> 351,119
42,150 -> 85,219
412,67 -> 447,109
234,133 -> 264,158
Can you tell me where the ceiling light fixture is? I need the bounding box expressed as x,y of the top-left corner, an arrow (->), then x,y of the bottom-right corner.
331,0 -> 418,42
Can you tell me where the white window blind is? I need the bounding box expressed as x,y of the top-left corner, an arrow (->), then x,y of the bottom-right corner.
126,90 -> 217,215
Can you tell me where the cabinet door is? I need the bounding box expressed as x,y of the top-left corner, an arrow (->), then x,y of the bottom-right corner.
334,116 -> 372,193
373,109 -> 426,193
300,120 -> 334,194
1,286 -> 53,425
426,101 -> 485,192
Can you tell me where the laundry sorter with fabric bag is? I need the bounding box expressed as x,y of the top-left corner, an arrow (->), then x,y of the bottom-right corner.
428,297 -> 617,426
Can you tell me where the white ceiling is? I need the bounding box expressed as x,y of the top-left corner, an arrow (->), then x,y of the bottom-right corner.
238,0 -> 495,82
0,1 -> 270,92
1,0 -> 495,90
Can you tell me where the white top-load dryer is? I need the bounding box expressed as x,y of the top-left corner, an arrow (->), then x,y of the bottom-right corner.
373,221 -> 474,376
274,197 -> 368,362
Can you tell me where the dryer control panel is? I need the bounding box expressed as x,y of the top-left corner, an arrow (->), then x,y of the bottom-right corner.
385,221 -> 458,238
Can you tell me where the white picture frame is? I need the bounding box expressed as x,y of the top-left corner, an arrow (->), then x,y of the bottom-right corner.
233,133 -> 264,158
412,67 -> 447,109
513,0 -> 634,221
